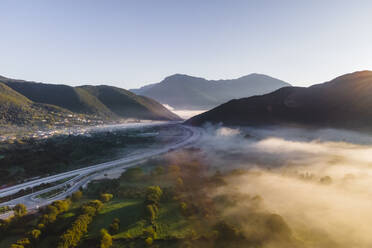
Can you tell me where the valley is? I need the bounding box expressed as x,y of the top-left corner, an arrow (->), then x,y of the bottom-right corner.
2,1 -> 371,247
0,123 -> 200,209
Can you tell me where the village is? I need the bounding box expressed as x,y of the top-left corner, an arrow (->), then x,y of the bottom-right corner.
0,114 -> 105,143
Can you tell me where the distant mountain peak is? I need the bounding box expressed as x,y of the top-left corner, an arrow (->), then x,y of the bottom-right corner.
163,73 -> 205,81
131,73 -> 291,110
186,70 -> 372,131
236,73 -> 279,81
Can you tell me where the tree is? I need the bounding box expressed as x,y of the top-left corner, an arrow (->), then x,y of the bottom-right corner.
144,186 -> 162,223
58,199 -> 102,248
10,244 -> 24,248
52,199 -> 71,213
145,237 -> 153,246
13,204 -> 27,217
143,226 -> 155,238
37,223 -> 45,230
146,204 -> 157,222
15,238 -> 30,247
58,213 -> 93,248
100,193 -> 113,203
71,191 -> 83,201
30,229 -> 41,240
41,199 -> 71,225
82,206 -> 96,216
109,218 -> 120,234
45,205 -> 58,223
100,229 -> 112,248
84,200 -> 103,214
145,186 -> 163,205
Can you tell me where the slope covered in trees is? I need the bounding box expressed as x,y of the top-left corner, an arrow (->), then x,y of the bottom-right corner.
0,75 -> 180,126
186,71 -> 372,131
79,85 -> 180,120
0,82 -> 72,125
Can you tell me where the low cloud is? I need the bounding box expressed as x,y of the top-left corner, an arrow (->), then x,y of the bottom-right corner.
162,104 -> 207,119
194,125 -> 372,247
162,104 -> 174,111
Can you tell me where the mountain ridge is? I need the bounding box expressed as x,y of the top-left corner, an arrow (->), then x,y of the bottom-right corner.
0,75 -> 180,126
185,71 -> 372,131
131,73 -> 291,110
0,82 -> 74,126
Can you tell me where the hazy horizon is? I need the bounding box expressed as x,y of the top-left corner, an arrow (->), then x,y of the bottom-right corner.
2,2 -> 372,247
1,0 -> 371,89
1,70 -> 371,91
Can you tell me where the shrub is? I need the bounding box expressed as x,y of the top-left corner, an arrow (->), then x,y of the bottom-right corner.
145,186 -> 163,205
146,204 -> 157,222
71,190 -> 83,201
30,229 -> 41,240
109,218 -> 120,234
100,193 -> 113,203
10,244 -> 24,248
13,204 -> 27,217
100,228 -> 112,248
145,237 -> 153,246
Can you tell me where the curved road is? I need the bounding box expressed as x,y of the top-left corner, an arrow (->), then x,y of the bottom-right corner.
0,123 -> 201,218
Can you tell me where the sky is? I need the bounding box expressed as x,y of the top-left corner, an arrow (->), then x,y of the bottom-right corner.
0,0 -> 371,89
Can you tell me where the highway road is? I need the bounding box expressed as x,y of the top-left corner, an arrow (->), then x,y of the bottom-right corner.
0,123 -> 201,218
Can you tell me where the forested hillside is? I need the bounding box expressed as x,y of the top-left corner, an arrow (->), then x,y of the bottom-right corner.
0,75 -> 180,126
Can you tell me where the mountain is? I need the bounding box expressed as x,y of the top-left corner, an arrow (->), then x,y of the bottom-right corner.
1,78 -> 115,118
0,76 -> 180,125
0,82 -> 71,125
186,71 -> 372,130
79,85 -> 180,120
131,73 -> 291,110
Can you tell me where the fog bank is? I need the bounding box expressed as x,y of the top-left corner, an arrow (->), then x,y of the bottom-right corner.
163,104 -> 207,119
196,125 -> 372,247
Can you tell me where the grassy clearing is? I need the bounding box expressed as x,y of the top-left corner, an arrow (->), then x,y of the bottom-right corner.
87,198 -> 143,239
155,202 -> 191,239
114,220 -> 147,240
112,201 -> 191,242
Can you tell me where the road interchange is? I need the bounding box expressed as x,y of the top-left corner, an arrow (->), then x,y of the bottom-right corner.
0,123 -> 201,218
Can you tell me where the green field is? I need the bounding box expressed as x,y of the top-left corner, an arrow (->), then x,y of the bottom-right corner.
0,151 -> 307,248
87,199 -> 143,239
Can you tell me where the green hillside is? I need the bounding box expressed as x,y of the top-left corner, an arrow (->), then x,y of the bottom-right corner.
0,82 -> 70,126
0,76 -> 180,125
80,85 -> 180,120
2,79 -> 113,118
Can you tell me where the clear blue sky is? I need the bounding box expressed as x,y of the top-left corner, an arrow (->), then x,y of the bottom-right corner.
1,0 -> 371,88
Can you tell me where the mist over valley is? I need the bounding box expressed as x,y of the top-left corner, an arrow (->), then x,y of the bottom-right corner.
1,1 -> 371,247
